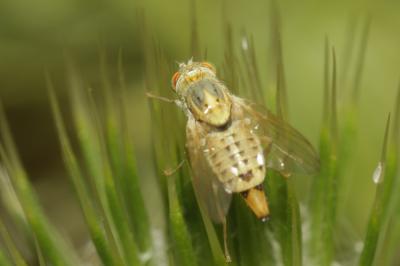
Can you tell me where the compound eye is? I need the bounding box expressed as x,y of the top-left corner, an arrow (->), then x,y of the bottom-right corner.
200,62 -> 216,74
171,71 -> 181,90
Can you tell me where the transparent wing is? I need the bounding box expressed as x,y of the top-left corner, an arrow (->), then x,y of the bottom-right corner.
234,96 -> 320,176
186,118 -> 232,224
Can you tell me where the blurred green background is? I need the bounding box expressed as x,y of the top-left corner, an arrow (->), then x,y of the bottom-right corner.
0,0 -> 399,256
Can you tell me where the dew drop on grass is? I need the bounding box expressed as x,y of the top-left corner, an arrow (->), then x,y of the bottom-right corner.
372,162 -> 384,184
241,37 -> 249,51
354,241 -> 364,253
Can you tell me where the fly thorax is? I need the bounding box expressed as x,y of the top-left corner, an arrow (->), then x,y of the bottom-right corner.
186,79 -> 232,127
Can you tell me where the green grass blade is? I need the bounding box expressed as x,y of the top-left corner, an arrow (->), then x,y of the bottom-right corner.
87,90 -> 142,266
308,46 -> 338,266
191,189 -> 227,266
33,237 -> 46,266
222,23 -> 240,96
358,114 -> 393,266
47,75 -> 123,266
230,198 -> 269,266
270,16 -> 302,265
368,82 -> 400,265
190,0 -> 200,60
267,172 -> 302,266
351,16 -> 371,104
0,248 -> 12,266
99,50 -> 152,258
0,166 -> 27,228
167,174 -> 198,266
67,65 -> 141,265
380,82 -> 400,265
0,102 -> 78,266
239,34 -> 264,104
0,218 -> 27,266
145,61 -> 200,266
117,53 -> 152,256
67,65 -> 124,263
336,19 -> 367,215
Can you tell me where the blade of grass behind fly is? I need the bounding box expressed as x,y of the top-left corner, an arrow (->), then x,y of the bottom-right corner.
358,114 -> 393,266
47,76 -> 122,266
190,183 -> 227,266
190,0 -> 200,60
175,155 -> 221,264
268,7 -> 302,265
308,46 -> 338,266
336,18 -> 368,215
230,197 -> 272,266
136,14 -> 171,265
269,72 -> 302,266
117,52 -> 153,256
265,0 -> 286,111
222,23 -> 240,96
0,102 -> 78,266
167,173 -> 198,266
239,34 -> 261,101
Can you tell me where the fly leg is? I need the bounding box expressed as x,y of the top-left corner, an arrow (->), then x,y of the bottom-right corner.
146,92 -> 176,103
163,160 -> 186,176
222,217 -> 232,263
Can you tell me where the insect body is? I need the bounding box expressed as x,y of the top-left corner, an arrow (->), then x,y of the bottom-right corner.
203,118 -> 269,220
166,60 -> 319,261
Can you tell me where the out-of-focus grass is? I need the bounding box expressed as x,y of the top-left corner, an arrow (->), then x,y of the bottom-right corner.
0,2 -> 399,266
0,99 -> 80,266
0,248 -> 12,266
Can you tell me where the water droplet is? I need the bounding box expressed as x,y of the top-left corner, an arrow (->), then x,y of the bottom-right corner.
354,241 -> 364,253
372,162 -> 384,184
139,250 -> 153,263
241,37 -> 249,50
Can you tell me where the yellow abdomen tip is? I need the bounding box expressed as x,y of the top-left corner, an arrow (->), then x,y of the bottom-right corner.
240,185 -> 270,220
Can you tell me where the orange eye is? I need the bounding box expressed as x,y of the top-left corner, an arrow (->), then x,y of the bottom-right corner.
201,62 -> 216,73
171,71 -> 181,89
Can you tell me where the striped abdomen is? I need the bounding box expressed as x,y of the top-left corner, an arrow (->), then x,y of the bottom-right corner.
204,119 -> 266,193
